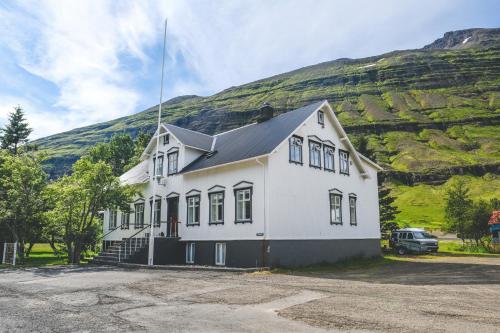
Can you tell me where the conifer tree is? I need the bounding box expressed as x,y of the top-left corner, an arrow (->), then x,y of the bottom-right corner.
0,106 -> 32,154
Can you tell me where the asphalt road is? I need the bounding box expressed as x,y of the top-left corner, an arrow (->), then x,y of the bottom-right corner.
0,256 -> 499,332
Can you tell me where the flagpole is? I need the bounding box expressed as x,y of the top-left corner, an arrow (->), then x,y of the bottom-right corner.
148,18 -> 168,266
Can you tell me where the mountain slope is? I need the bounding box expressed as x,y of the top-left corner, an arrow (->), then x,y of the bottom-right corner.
35,28 -> 500,181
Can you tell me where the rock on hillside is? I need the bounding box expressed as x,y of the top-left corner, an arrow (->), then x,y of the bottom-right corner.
423,28 -> 500,49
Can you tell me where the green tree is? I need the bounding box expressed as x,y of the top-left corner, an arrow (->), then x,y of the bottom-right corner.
46,156 -> 135,264
444,179 -> 473,242
379,186 -> 400,237
0,106 -> 32,154
0,151 -> 48,259
88,133 -> 135,177
125,131 -> 152,171
464,200 -> 493,247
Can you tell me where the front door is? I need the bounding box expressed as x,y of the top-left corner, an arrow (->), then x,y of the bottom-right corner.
167,197 -> 179,237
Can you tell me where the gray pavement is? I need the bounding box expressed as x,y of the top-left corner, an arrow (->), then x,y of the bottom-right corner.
0,256 -> 499,332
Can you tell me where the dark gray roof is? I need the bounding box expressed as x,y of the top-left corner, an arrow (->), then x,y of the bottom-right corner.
181,100 -> 325,173
164,124 -> 213,151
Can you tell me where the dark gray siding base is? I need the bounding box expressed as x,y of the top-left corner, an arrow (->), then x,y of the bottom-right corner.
146,238 -> 380,268
181,240 -> 266,268
267,238 -> 381,267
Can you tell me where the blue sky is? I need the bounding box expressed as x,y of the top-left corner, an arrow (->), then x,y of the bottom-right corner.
0,0 -> 498,139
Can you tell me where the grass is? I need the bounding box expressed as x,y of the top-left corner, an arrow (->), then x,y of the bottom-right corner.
0,243 -> 95,269
437,240 -> 500,257
390,174 -> 500,230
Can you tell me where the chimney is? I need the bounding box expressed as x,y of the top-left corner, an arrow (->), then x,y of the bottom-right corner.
257,102 -> 274,123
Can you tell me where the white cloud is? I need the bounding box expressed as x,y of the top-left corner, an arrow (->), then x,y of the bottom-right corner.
0,0 -> 481,138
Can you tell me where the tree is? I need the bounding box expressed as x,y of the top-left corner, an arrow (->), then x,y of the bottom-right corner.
463,199 -> 492,246
0,106 -> 32,154
379,186 -> 400,236
0,151 -> 48,259
46,156 -> 135,263
88,133 -> 135,177
444,179 -> 473,243
125,131 -> 152,171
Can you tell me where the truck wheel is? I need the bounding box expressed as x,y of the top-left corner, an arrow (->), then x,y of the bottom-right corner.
397,247 -> 406,255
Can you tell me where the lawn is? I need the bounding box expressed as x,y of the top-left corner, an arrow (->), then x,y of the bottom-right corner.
0,243 -> 71,269
390,173 -> 500,231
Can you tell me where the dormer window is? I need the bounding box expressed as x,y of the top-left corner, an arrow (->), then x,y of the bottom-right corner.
318,110 -> 325,125
289,135 -> 303,164
168,151 -> 178,175
309,141 -> 322,169
163,134 -> 169,145
339,149 -> 350,175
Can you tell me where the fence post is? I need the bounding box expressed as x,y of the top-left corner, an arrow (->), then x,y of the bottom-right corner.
13,242 -> 17,266
2,243 -> 6,264
118,245 -> 121,262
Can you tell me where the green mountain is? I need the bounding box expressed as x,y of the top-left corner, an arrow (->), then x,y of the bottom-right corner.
34,28 -> 500,229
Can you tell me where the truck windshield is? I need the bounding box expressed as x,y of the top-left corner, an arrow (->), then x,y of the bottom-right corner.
413,232 -> 436,239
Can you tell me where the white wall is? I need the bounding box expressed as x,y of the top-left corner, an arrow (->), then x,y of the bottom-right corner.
267,105 -> 380,240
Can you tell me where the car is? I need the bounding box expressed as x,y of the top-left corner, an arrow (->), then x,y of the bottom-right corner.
390,228 -> 439,255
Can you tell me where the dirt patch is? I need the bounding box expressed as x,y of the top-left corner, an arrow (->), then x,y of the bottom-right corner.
193,285 -> 297,305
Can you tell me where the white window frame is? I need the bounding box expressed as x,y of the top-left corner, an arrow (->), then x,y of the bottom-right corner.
330,193 -> 342,225
339,149 -> 350,175
235,188 -> 252,223
155,155 -> 164,177
215,243 -> 226,266
120,211 -> 129,229
324,146 -> 335,171
309,140 -> 322,168
289,136 -> 303,164
167,151 -> 178,175
150,199 -> 161,227
318,110 -> 325,125
186,243 -> 195,264
186,195 -> 200,226
163,134 -> 169,145
209,192 -> 224,224
109,210 -> 117,230
349,196 -> 357,226
134,203 -> 145,229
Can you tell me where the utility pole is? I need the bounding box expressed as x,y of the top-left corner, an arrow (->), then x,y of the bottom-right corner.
148,18 -> 168,266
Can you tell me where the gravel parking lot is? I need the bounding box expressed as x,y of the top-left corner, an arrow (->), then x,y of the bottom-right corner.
0,256 -> 499,332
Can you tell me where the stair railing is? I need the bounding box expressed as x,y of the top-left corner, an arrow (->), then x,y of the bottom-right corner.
118,224 -> 151,262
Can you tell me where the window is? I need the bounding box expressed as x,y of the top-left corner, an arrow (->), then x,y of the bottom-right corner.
121,212 -> 130,229
324,146 -> 335,171
153,155 -> 164,177
209,192 -> 224,224
235,188 -> 252,223
318,110 -> 325,125
168,151 -> 178,175
150,199 -> 161,227
339,149 -> 350,175
349,196 -> 357,226
215,243 -> 226,266
309,141 -> 322,168
289,135 -> 303,164
186,243 -> 195,264
134,203 -> 145,229
330,194 -> 342,224
163,134 -> 169,145
109,210 -> 117,229
186,195 -> 200,226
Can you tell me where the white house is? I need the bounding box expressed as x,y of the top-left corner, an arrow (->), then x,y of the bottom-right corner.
100,100 -> 382,267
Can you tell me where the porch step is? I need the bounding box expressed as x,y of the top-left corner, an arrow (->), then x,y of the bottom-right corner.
90,237 -> 149,265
